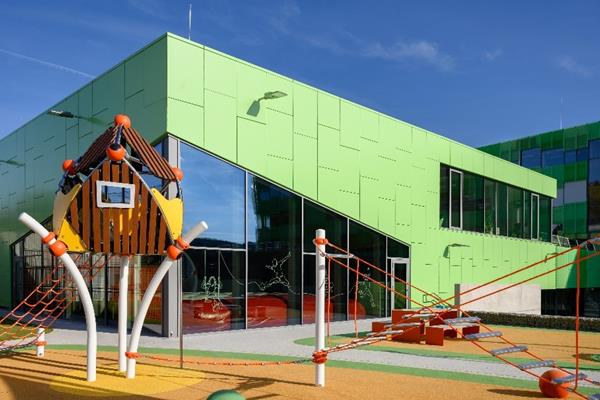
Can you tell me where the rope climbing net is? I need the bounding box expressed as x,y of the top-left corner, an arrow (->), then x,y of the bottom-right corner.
313,236 -> 600,398
0,253 -> 112,352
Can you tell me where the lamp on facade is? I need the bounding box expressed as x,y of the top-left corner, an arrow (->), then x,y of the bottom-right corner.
259,91 -> 287,101
47,109 -> 104,125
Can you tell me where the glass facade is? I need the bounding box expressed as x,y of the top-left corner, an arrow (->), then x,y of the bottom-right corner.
439,165 -> 551,241
521,148 -> 541,168
177,140 -> 410,332
542,148 -> 564,167
590,140 -> 600,234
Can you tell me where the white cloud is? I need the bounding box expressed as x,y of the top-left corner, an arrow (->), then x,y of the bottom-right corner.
0,48 -> 94,79
483,48 -> 502,61
361,40 -> 455,71
269,0 -> 300,34
556,56 -> 593,77
128,0 -> 170,20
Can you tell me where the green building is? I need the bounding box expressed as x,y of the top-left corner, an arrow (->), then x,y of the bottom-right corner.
479,121 -> 600,242
0,33 -> 596,336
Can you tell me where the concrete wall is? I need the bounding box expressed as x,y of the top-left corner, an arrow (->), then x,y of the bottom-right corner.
455,283 -> 541,315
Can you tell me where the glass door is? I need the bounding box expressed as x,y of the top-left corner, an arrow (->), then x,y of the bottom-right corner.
388,257 -> 410,311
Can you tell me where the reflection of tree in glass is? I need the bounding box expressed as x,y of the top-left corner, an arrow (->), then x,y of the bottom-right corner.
248,252 -> 298,294
358,275 -> 377,308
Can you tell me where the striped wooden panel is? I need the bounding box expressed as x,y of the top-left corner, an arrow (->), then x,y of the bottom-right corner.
147,200 -> 158,254
81,179 -> 90,245
68,158 -> 173,255
130,173 -> 141,254
74,127 -> 116,174
122,127 -> 176,180
121,163 -> 130,254
101,162 -> 111,253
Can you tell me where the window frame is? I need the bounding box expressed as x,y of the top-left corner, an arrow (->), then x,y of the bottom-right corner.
95,180 -> 135,209
531,193 -> 540,240
449,168 -> 463,230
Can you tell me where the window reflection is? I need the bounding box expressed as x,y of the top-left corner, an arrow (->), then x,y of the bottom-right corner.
247,176 -> 302,328
180,143 -> 245,248
521,148 -> 541,168
542,148 -> 564,167
182,249 -> 245,333
349,221 -> 386,319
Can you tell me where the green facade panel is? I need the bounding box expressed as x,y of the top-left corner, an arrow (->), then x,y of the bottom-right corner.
0,33 -> 570,310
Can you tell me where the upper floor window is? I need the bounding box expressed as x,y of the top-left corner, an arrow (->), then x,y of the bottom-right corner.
590,140 -> 600,160
439,164 -> 551,241
542,148 -> 564,167
521,148 -> 541,168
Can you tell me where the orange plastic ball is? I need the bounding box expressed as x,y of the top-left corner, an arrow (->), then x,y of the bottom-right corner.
539,369 -> 570,398
114,114 -> 131,128
107,144 -> 126,161
62,159 -> 75,174
171,167 -> 184,181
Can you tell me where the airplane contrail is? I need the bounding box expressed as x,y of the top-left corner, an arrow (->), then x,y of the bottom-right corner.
0,48 -> 95,79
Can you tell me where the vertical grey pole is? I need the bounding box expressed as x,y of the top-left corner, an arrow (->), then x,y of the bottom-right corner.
118,256 -> 130,372
179,259 -> 183,369
315,229 -> 326,387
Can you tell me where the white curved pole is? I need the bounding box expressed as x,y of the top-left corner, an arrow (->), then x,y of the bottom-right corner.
118,256 -> 130,372
126,221 -> 208,379
19,212 -> 97,382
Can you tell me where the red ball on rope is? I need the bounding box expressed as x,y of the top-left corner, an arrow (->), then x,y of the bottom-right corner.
538,369 -> 570,399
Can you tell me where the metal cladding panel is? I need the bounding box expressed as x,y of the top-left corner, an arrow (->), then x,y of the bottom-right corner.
162,33 -> 566,299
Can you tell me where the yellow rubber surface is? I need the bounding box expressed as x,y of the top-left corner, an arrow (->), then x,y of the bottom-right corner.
0,349 -> 590,399
50,362 -> 204,397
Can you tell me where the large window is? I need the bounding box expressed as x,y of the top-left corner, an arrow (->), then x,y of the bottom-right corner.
439,165 -> 550,241
484,180 -> 497,234
589,140 -> 600,234
542,148 -> 564,167
508,186 -> 523,238
247,175 -> 302,328
450,169 -> 463,229
463,173 -> 484,232
303,201 -> 348,322
180,143 -> 245,248
521,148 -> 541,168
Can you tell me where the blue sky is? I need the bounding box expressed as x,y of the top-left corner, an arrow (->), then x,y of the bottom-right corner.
0,0 -> 598,146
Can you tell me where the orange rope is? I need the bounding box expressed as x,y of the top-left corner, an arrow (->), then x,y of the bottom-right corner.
145,354 -> 311,367
315,239 -> 599,397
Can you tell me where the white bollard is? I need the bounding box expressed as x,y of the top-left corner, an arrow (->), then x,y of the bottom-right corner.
36,327 -> 45,357
315,229 -> 326,387
118,256 -> 130,372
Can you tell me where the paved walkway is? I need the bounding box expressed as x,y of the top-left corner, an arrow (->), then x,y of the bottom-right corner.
45,319 -> 600,387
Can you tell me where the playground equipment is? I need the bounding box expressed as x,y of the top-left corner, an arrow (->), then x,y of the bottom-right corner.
312,230 -> 600,398
6,115 -> 208,382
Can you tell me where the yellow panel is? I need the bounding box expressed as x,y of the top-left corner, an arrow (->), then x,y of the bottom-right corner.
58,220 -> 88,252
52,184 -> 81,233
151,188 -> 183,240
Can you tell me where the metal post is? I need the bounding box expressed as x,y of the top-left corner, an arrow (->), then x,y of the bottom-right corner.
315,229 -> 326,387
179,258 -> 184,369
36,327 -> 45,357
118,256 -> 130,372
19,212 -> 97,382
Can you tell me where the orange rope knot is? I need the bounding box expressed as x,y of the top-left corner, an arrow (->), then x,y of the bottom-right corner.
125,351 -> 141,359
312,350 -> 328,364
42,232 -> 56,245
314,238 -> 329,246
35,340 -> 47,346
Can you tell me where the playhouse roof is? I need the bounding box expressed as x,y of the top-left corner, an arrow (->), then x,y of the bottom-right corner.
74,126 -> 177,181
